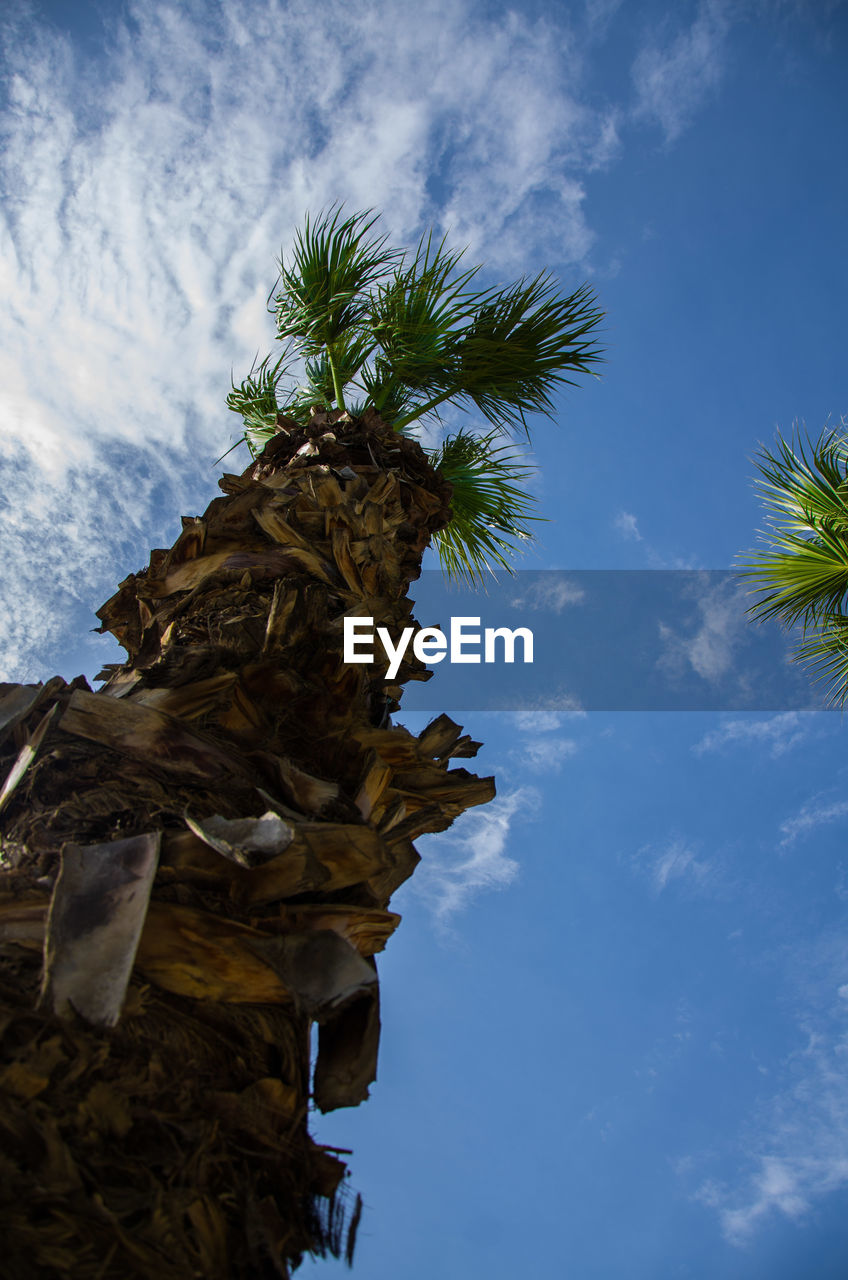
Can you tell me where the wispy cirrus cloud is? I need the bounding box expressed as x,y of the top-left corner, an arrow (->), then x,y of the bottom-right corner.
692,711 -> 816,757
412,788 -> 537,920
511,706 -> 581,772
778,794 -> 848,850
511,696 -> 587,723
514,736 -> 578,773
686,917 -> 848,1245
656,577 -> 749,685
631,0 -> 730,142
0,0 -> 618,681
698,1020 -> 848,1246
512,710 -> 567,732
613,509 -> 642,541
632,834 -> 713,895
584,0 -> 626,41
509,576 -> 586,613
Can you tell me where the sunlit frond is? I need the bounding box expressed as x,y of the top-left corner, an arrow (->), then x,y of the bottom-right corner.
429,429 -> 542,584
792,614 -> 848,708
394,275 -> 604,436
356,356 -> 420,429
290,329 -> 378,412
272,206 -> 399,347
369,232 -> 480,408
270,206 -> 399,412
738,422 -> 848,707
453,276 -> 604,436
738,426 -> 848,628
226,351 -> 290,456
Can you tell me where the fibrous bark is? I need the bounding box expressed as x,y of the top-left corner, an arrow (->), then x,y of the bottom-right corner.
0,410 -> 494,1278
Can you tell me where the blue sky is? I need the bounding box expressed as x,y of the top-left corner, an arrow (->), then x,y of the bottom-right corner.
1,1 -> 847,1276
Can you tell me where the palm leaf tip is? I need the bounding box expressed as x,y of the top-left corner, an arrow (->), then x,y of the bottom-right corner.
737,423 -> 848,628
793,614 -> 848,708
430,429 -> 543,584
737,420 -> 848,706
394,273 -> 605,437
273,205 -> 400,346
226,351 -> 291,456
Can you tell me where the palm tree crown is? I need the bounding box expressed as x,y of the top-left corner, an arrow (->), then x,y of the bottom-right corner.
738,422 -> 848,706
228,207 -> 604,582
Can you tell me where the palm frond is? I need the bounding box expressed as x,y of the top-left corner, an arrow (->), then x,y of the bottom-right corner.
395,275 -> 604,436
738,426 -> 848,628
789,614 -> 848,708
296,350 -> 336,407
458,276 -> 604,435
271,206 -> 400,412
356,357 -> 422,429
429,429 -> 542,584
289,329 -> 378,411
227,352 -> 291,456
369,232 -> 481,406
272,206 -> 399,348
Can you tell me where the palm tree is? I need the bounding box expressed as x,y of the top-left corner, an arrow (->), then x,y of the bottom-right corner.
229,207 -> 603,580
0,208 -> 603,1278
738,421 -> 848,707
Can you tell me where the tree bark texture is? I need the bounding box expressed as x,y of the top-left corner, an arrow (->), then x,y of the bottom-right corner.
0,410 -> 494,1278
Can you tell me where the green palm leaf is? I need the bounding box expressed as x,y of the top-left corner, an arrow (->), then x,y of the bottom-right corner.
368,232 -> 481,406
429,429 -> 542,584
394,275 -> 604,436
290,329 -> 379,413
455,275 -> 604,436
272,206 -> 398,346
738,427 -> 848,628
226,351 -> 291,455
272,206 -> 399,411
228,207 -> 605,579
356,356 -> 420,428
738,424 -> 848,706
792,615 -> 848,708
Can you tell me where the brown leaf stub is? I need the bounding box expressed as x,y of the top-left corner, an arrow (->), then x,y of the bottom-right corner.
59,688 -> 241,781
184,810 -> 295,868
313,979 -> 381,1112
134,902 -> 295,1004
0,683 -> 46,745
249,929 -> 377,1018
40,831 -> 160,1027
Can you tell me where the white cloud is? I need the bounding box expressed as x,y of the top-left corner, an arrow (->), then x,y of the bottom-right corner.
412,788 -> 537,920
510,695 -> 587,722
0,0 -> 616,681
653,840 -> 705,892
656,577 -> 750,686
698,1024 -> 848,1246
631,1 -> 729,142
778,795 -> 848,850
692,711 -> 815,758
613,510 -> 642,541
512,710 -> 564,733
634,835 -> 712,895
690,920 -> 848,1247
515,736 -> 578,773
583,0 -> 626,40
509,576 -> 585,613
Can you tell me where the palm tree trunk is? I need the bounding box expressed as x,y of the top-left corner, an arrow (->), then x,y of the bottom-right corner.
0,409 -> 494,1278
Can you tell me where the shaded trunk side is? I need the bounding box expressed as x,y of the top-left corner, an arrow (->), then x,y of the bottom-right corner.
0,410 -> 494,1278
